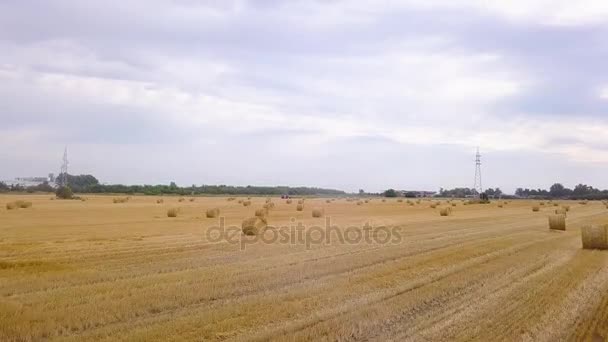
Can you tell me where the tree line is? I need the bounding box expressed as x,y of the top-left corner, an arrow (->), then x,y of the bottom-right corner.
0,174 -> 346,196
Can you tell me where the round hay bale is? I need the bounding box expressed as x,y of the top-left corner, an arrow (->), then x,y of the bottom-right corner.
297,199 -> 304,204
430,204 -> 437,209
548,214 -> 566,231
381,199 -> 386,202
497,204 -> 503,208
263,202 -> 275,210
312,208 -> 324,218
451,203 -> 457,207
563,205 -> 570,212
206,208 -> 220,218
397,199 -> 403,203
237,199 -> 243,204
357,201 -> 363,205
581,225 -> 608,250
439,207 -> 452,216
178,198 -> 185,202
156,198 -> 164,204
326,199 -> 331,203
6,202 -> 17,210
555,208 -> 567,217
296,204 -> 304,211
255,208 -> 268,217
167,208 -> 179,218
242,217 -> 267,236
286,199 -> 292,204
243,200 -> 252,207
532,206 -> 540,212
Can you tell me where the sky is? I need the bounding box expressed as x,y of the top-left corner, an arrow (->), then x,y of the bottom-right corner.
1,0 -> 607,193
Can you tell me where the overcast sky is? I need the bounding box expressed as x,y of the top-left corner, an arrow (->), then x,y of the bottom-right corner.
1,1 -> 607,193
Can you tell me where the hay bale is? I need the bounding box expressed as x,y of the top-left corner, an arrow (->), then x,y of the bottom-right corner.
206,208 -> 220,218
579,200 -> 588,205
356,201 -> 363,206
451,203 -> 457,207
553,203 -> 559,207
296,204 -> 304,211
178,198 -> 185,202
237,199 -> 243,204
6,202 -> 17,210
15,200 -> 32,208
563,205 -> 570,212
532,206 -> 540,212
189,198 -> 195,202
243,200 -> 252,207
297,199 -> 304,204
326,199 -> 331,203
263,202 -> 275,210
382,199 -> 386,202
227,197 -> 236,201
439,207 -> 452,216
540,202 -> 545,206
156,199 -> 164,204
581,225 -> 608,250
555,208 -> 567,217
255,208 -> 268,217
242,217 -> 267,236
167,208 -> 179,218
312,208 -> 324,218
430,204 -> 437,209
113,197 -> 129,204
548,214 -> 566,231
397,199 -> 403,203
497,204 -> 503,208
286,199 -> 292,204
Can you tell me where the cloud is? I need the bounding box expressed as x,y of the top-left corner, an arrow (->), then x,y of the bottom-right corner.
0,0 -> 607,192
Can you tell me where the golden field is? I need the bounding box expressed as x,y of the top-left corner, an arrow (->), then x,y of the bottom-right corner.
1,195 -> 608,341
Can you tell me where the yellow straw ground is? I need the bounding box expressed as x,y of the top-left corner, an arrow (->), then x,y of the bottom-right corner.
0,195 -> 607,341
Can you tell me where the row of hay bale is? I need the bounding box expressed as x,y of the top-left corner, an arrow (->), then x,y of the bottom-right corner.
5,200 -> 33,210
546,213 -> 608,250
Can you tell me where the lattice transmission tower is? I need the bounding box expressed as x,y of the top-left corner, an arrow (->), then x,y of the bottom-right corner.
473,147 -> 483,197
60,146 -> 69,187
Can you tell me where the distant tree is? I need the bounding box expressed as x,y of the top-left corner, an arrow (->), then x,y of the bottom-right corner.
549,183 -> 568,198
383,189 -> 398,198
359,189 -> 365,195
27,181 -> 55,193
55,186 -> 74,199
0,182 -> 9,192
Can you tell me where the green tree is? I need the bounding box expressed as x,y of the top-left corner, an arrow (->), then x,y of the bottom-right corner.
383,189 -> 398,197
55,186 -> 74,199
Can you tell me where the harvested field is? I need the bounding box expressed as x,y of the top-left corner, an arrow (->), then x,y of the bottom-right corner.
1,195 -> 608,341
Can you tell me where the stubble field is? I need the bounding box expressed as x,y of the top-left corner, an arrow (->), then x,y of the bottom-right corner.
1,194 -> 607,341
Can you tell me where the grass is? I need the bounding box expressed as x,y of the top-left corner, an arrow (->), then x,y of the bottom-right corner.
0,195 -> 606,341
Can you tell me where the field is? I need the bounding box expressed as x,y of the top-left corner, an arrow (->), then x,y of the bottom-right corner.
1,195 -> 608,341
